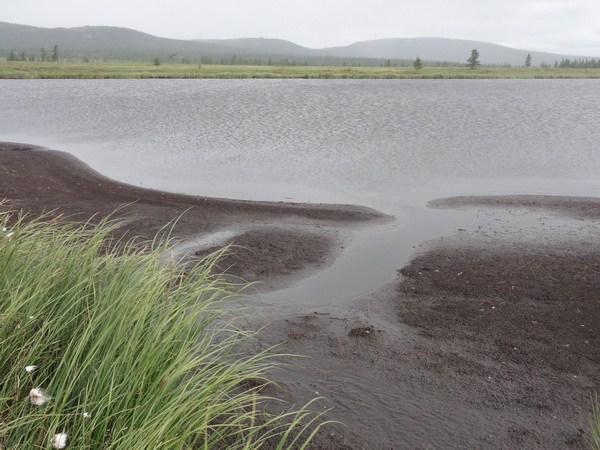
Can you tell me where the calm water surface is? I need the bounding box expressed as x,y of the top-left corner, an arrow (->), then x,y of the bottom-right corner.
1,79 -> 599,303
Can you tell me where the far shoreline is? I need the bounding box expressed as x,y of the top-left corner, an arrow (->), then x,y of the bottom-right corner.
2,61 -> 600,79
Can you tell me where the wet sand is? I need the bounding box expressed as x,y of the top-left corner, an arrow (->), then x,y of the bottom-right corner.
0,142 -> 383,288
259,195 -> 600,448
2,142 -> 599,448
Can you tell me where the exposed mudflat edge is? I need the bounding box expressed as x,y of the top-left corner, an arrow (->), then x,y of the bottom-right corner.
0,141 -> 386,286
256,194 -> 600,449
430,194 -> 600,220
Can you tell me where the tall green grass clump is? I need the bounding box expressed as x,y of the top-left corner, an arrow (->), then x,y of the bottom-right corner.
0,212 -> 321,449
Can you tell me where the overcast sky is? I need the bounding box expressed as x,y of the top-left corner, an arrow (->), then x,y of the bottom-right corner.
4,0 -> 600,56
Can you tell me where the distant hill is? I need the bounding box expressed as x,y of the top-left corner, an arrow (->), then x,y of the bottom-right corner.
0,22 -> 394,65
0,22 -> 592,67
317,37 -> 579,67
192,38 -> 312,56
0,22 -> 228,61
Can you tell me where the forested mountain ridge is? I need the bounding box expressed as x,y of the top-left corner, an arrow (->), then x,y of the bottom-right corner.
1,22 -> 592,67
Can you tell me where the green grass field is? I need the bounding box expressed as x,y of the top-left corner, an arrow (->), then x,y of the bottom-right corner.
2,61 -> 600,79
0,211 -> 322,449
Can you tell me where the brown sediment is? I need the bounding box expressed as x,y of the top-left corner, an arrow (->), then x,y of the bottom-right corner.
194,229 -> 339,288
0,142 -> 384,284
258,195 -> 600,449
391,197 -> 600,447
431,194 -> 600,220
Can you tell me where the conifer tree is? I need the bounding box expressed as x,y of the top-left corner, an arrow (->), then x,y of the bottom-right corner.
413,56 -> 423,70
51,45 -> 60,62
467,49 -> 480,69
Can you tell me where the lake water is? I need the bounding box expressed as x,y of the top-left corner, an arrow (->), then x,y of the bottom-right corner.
1,79 -> 600,304
1,79 -> 600,210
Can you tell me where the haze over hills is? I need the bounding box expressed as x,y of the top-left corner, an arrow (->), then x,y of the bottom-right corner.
317,38 -> 579,67
0,22 -> 593,67
192,38 -> 313,56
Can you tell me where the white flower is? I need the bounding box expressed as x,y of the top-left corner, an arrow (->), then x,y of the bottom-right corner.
52,432 -> 68,449
25,365 -> 37,373
29,388 -> 49,406
83,412 -> 91,419
2,227 -> 6,232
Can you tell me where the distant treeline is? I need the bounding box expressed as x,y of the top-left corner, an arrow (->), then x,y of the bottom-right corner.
196,53 -> 463,68
556,58 -> 600,68
1,46 -> 463,67
4,46 -> 600,69
5,46 -> 60,62
533,58 -> 600,69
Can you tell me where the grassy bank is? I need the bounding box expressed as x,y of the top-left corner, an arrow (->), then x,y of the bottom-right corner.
0,212 -> 321,449
2,61 -> 600,79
